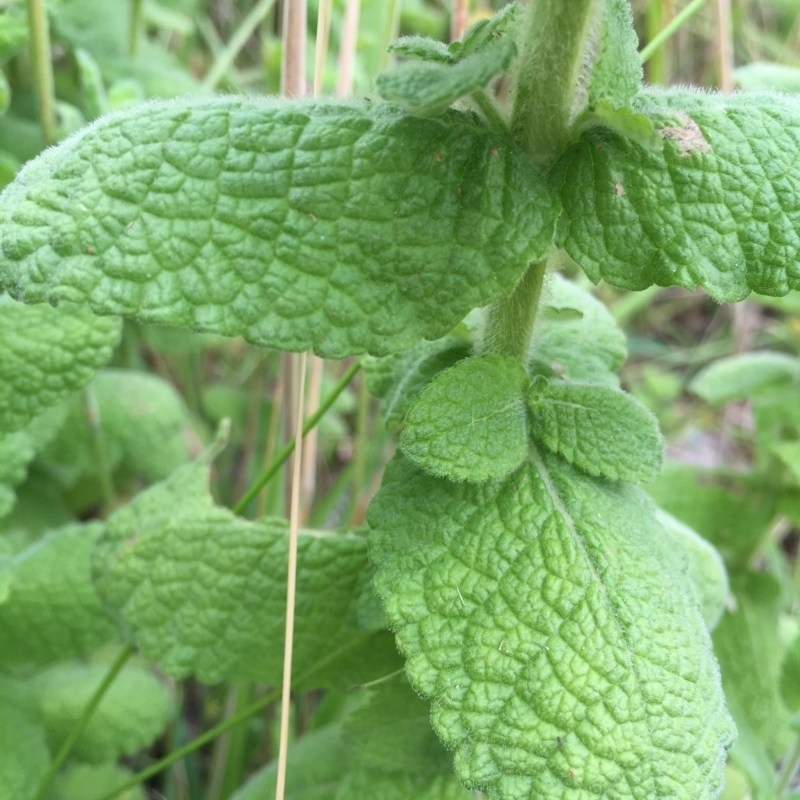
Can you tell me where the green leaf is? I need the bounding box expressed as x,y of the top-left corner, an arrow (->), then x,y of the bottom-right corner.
753,385 -> 800,472
654,509 -> 729,630
587,0 -> 642,108
400,355 -> 529,482
554,89 -> 800,301
713,572 -> 791,759
228,725 -> 347,800
335,771 -> 473,800
48,763 -> 146,800
0,706 -> 50,800
0,405 -> 68,518
781,634 -> 800,712
369,452 -> 734,800
39,369 -> 194,491
532,274 -> 627,388
0,98 -> 557,358
0,298 -> 120,434
527,380 -> 663,482
0,523 -> 117,668
343,679 -> 452,775
364,327 -> 472,430
376,8 -> 517,116
735,62 -> 800,93
32,661 -> 171,763
690,352 -> 800,404
92,448 -> 400,685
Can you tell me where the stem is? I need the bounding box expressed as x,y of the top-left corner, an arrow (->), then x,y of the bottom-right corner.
639,0 -> 711,65
233,360 -> 361,515
480,258 -> 548,363
281,0 -> 307,98
25,0 -> 56,145
35,645 -> 135,800
510,0 -> 604,166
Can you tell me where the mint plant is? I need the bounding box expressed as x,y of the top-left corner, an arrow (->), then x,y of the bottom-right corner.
2,0 -> 800,798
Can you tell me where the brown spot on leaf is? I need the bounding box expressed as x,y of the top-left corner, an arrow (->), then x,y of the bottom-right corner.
660,113 -> 710,157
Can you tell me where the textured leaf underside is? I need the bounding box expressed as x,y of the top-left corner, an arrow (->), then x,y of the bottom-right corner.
0,298 -> 120,434
555,90 -> 800,301
0,97 -> 557,357
368,452 -> 734,800
92,450 -> 398,685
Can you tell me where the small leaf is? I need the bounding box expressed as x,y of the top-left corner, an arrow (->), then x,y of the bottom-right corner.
587,0 -> 642,108
654,509 -> 729,630
92,448 -> 400,685
0,298 -> 120,434
400,355 -> 529,482
364,326 -> 472,430
377,6 -> 518,116
532,274 -> 628,388
369,452 -> 735,799
554,89 -> 800,301
0,522 -> 117,668
0,98 -> 557,358
387,37 -> 453,64
527,380 -> 663,482
690,352 -> 800,404
32,661 -> 171,763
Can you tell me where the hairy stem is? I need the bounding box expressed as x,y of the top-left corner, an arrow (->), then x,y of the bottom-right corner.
485,0 -> 606,360
480,257 -> 548,363
510,0 -> 605,166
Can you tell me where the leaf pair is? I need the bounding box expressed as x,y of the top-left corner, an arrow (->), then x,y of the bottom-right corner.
399,354 -> 662,484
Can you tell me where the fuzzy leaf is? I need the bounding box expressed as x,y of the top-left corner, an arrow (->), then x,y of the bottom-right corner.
369,452 -> 734,800
713,572 -> 791,759
554,89 -> 800,301
532,274 -> 627,388
364,328 -> 472,430
32,661 -> 171,763
0,523 -> 117,668
0,98 -> 557,358
587,0 -> 642,108
376,29 -> 516,116
92,449 -> 400,685
654,509 -> 729,630
690,352 -> 800,404
400,355 -> 529,482
0,297 -> 120,434
527,380 -> 663,482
